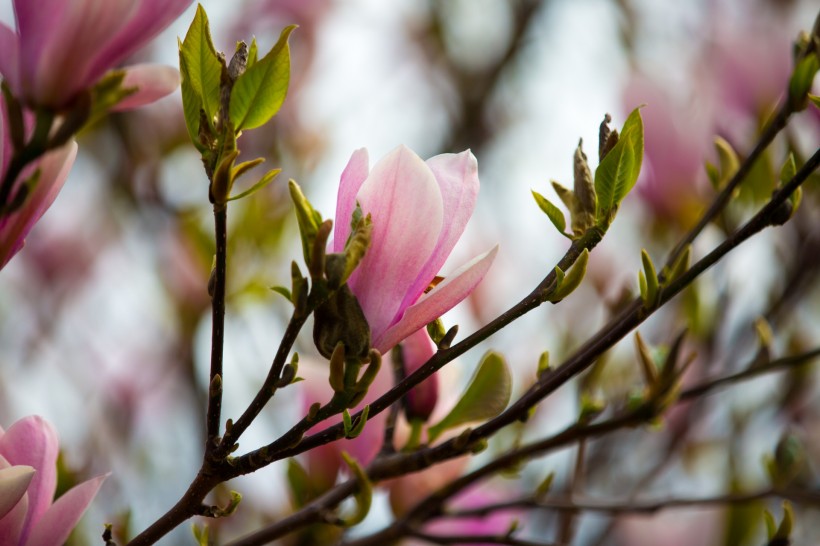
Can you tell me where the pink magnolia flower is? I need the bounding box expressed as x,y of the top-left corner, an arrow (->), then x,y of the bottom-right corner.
333,145 -> 497,353
0,0 -> 192,110
401,328 -> 439,422
1,97 -> 77,270
0,416 -> 106,546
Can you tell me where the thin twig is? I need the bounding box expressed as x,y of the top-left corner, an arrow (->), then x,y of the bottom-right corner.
206,206 -> 228,447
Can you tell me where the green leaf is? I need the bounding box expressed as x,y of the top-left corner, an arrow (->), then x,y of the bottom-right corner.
594,107 -> 644,225
286,458 -> 315,508
228,167 -> 281,201
714,136 -> 739,187
178,44 -> 207,151
87,70 -> 135,126
180,5 -> 222,129
288,180 -> 323,265
548,249 -> 589,303
270,285 -> 292,302
809,93 -> 820,109
535,472 -> 555,498
780,153 -> 796,185
788,52 -> 820,111
339,452 -> 372,526
640,249 -> 659,307
427,351 -> 512,442
230,25 -> 296,131
247,37 -> 259,67
532,190 -> 569,238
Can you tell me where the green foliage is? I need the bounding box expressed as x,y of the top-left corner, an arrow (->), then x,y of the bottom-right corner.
87,71 -> 135,126
179,4 -> 222,146
286,458 -> 315,509
532,190 -> 569,238
339,452 -> 373,526
639,249 -> 659,309
594,107 -> 644,226
788,51 -> 819,111
288,180 -> 324,266
427,351 -> 512,442
764,502 -> 794,543
548,249 -> 589,303
230,26 -> 296,131
227,168 -> 281,202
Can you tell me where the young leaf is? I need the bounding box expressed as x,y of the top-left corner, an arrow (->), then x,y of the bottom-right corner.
548,248 -> 589,303
640,249 -> 659,307
532,190 -> 569,237
228,168 -> 281,201
427,351 -> 512,442
180,5 -> 222,128
247,37 -> 259,68
270,285 -> 292,302
286,458 -> 315,508
339,452 -> 373,526
714,136 -> 739,187
230,25 -> 296,131
289,180 -> 323,265
788,52 -> 820,111
594,108 -> 644,225
809,93 -> 820,109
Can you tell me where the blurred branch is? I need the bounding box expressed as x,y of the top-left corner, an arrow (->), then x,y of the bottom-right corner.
409,529 -> 557,546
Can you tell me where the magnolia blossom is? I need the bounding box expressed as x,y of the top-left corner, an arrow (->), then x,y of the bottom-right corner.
0,0 -> 191,109
333,145 -> 497,353
1,97 -> 77,270
0,416 -> 105,546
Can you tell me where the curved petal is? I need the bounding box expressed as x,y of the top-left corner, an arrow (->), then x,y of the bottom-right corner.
0,416 -> 58,545
25,474 -> 106,546
374,245 -> 498,353
0,486 -> 27,544
402,328 -> 438,421
32,0 -> 135,107
86,0 -> 194,83
0,23 -> 21,96
0,142 -> 77,270
111,64 -> 180,111
348,145 -> 443,340
12,0 -> 69,92
333,148 -> 369,253
398,150 -> 480,312
0,465 -> 34,519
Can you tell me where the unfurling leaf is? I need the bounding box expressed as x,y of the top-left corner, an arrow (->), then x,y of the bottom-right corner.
788,51 -> 820,111
179,5 -> 222,136
289,180 -> 323,266
339,452 -> 372,526
549,249 -> 589,303
427,351 -> 512,442
640,249 -> 659,308
572,139 -> 597,231
230,26 -> 296,131
532,190 -> 569,238
228,167 -> 281,201
594,107 -> 644,226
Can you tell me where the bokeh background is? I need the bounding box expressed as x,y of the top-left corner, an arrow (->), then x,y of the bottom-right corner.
1,0 -> 819,544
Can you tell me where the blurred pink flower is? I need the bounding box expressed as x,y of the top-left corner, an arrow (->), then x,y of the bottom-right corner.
0,416 -> 106,546
402,328 -> 439,422
624,77 -> 713,226
0,0 -> 191,109
616,508 -> 721,546
0,97 -> 77,270
333,145 -> 497,353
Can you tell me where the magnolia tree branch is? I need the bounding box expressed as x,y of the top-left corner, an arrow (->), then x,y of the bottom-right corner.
409,529 -> 557,546
225,146 -> 820,546
206,205 -> 228,447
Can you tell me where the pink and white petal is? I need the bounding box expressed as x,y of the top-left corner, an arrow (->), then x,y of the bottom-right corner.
0,416 -> 59,544
0,488 -> 27,545
333,148 -> 369,253
0,23 -> 21,96
25,474 -> 106,546
0,465 -> 34,519
0,142 -> 77,270
348,145 -> 443,340
398,150 -> 480,312
374,245 -> 498,353
86,0 -> 194,83
32,0 -> 134,107
402,328 -> 438,420
110,64 -> 180,111
1,92 -> 8,177
12,0 -> 69,90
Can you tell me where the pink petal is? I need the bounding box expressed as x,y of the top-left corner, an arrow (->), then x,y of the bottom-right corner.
398,150 -> 480,314
0,486 -> 27,544
0,416 -> 59,545
347,145 -> 444,340
1,93 -> 9,176
110,64 -> 180,111
0,142 -> 77,270
31,0 -> 134,107
86,0 -> 194,83
0,465 -> 34,519
12,0 -> 70,91
25,474 -> 106,546
374,245 -> 498,353
401,328 -> 438,421
0,22 -> 21,96
333,148 -> 369,253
